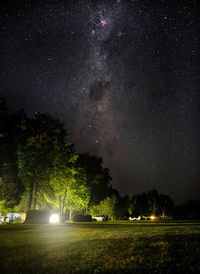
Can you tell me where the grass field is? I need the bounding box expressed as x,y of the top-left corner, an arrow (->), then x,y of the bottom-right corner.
0,221 -> 200,273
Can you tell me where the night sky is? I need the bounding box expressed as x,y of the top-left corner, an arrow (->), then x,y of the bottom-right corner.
0,0 -> 200,204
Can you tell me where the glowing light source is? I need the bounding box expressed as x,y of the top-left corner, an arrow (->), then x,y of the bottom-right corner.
100,18 -> 107,27
150,215 -> 155,220
49,214 -> 59,223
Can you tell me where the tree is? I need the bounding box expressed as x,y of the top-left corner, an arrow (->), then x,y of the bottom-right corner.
49,144 -> 78,215
65,168 -> 90,219
147,189 -> 161,215
88,204 -> 100,216
131,190 -> 174,217
0,99 -> 25,208
98,195 -> 117,220
115,195 -> 131,219
0,99 -> 118,218
76,153 -> 112,206
17,112 -> 71,212
159,194 -> 174,217
131,192 -> 149,216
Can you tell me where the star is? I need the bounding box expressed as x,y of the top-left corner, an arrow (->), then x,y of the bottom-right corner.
118,32 -> 123,37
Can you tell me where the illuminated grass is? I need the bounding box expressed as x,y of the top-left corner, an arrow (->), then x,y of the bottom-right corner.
0,221 -> 200,273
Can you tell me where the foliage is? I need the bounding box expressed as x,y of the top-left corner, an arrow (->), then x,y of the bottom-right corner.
0,200 -> 7,215
146,189 -> 161,215
49,143 -> 78,214
76,153 -> 112,205
0,100 -> 95,215
17,112 -> 76,212
0,99 -> 175,221
98,195 -> 117,220
131,189 -> 174,217
115,195 -> 131,219
88,204 -> 100,216
131,192 -> 149,216
159,193 -> 174,216
66,169 -> 90,214
0,177 -> 20,208
0,99 -> 25,208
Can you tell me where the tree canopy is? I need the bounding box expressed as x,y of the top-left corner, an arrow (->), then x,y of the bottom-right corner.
76,153 -> 112,205
131,190 -> 174,217
0,98 -> 175,220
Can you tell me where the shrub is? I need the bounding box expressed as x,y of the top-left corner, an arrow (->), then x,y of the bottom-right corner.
25,210 -> 50,224
72,214 -> 92,222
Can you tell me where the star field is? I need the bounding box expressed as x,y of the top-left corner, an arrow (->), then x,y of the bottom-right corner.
0,0 -> 199,203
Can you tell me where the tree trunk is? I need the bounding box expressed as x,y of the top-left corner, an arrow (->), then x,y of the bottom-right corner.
27,183 -> 34,212
69,208 -> 72,220
59,195 -> 62,214
61,189 -> 67,214
33,184 -> 38,210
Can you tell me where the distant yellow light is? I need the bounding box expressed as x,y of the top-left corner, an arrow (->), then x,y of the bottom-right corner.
150,216 -> 155,220
49,214 -> 59,223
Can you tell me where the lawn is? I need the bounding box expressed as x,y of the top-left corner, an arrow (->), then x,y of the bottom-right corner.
0,221 -> 200,273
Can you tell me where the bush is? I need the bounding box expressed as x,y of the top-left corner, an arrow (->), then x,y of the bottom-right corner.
72,214 -> 92,222
25,210 -> 50,224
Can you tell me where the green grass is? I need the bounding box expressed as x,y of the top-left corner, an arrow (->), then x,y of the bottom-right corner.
0,221 -> 200,273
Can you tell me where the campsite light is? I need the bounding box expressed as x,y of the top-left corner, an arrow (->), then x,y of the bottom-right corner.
49,214 -> 59,223
150,215 -> 155,220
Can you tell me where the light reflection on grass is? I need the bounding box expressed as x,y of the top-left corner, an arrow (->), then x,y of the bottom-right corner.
0,221 -> 199,273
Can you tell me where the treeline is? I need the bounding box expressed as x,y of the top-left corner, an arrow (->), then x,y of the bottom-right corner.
0,98 -> 116,217
0,98 -> 174,220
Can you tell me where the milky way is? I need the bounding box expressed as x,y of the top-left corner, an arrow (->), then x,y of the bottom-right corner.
0,0 -> 199,203
73,3 -> 122,158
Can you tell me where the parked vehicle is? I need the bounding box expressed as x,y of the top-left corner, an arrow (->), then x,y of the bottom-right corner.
92,215 -> 105,221
6,213 -> 26,223
129,216 -> 141,221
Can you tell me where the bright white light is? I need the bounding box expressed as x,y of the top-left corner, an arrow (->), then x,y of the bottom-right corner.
150,216 -> 155,220
49,214 -> 59,223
